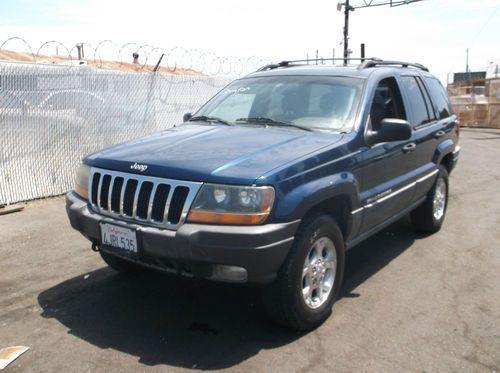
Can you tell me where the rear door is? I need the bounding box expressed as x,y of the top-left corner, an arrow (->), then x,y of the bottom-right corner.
401,75 -> 453,199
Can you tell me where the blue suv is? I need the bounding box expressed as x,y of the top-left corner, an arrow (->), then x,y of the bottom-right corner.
66,59 -> 460,330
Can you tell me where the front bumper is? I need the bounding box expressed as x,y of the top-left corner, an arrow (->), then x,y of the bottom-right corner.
66,192 -> 299,284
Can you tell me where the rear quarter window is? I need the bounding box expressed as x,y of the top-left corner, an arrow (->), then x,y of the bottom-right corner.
423,77 -> 453,119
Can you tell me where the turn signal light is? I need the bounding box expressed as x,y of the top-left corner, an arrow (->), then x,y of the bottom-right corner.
187,210 -> 269,225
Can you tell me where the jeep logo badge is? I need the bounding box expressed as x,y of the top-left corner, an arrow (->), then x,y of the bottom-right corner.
130,162 -> 148,172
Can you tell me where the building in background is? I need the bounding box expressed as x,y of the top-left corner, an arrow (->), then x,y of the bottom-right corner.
486,60 -> 500,79
447,59 -> 500,129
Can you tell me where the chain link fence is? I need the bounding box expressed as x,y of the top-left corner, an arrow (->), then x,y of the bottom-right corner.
0,61 -> 231,205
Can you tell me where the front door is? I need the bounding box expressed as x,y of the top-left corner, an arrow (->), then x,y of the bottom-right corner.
359,76 -> 417,234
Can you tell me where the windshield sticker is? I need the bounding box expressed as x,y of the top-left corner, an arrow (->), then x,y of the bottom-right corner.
221,87 -> 251,95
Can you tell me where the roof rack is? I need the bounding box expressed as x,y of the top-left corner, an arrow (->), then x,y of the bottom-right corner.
358,60 -> 429,72
256,57 -> 382,72
256,58 -> 429,72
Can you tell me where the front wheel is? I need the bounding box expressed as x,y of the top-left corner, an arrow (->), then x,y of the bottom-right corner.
411,165 -> 449,234
262,214 -> 345,331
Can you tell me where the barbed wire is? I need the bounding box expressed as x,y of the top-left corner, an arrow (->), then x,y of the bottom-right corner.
0,36 -> 272,77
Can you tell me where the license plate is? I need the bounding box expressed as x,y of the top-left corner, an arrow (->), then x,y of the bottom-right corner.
100,223 -> 138,254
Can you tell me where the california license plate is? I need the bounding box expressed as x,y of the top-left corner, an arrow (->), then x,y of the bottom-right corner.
100,222 -> 138,254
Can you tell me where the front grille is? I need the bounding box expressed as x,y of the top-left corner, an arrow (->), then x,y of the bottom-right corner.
89,167 -> 202,230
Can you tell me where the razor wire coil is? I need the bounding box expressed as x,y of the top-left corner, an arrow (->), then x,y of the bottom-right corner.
0,36 -> 271,76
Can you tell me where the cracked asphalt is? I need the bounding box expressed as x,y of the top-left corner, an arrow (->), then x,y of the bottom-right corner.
0,128 -> 499,372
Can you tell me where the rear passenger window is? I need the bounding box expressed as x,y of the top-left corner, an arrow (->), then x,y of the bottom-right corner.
415,77 -> 436,121
424,77 -> 453,119
400,76 -> 432,127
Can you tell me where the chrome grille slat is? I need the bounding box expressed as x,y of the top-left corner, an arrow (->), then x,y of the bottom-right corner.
96,173 -> 103,212
107,176 -> 114,212
132,180 -> 142,219
180,190 -> 198,224
147,184 -> 158,222
88,167 -> 202,230
163,185 -> 176,224
119,182 -> 125,215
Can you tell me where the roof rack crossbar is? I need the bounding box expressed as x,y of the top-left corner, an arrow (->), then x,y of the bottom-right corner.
256,58 -> 429,72
359,60 -> 429,72
257,57 -> 382,72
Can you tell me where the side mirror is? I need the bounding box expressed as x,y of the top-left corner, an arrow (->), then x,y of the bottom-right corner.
366,118 -> 412,146
183,112 -> 192,122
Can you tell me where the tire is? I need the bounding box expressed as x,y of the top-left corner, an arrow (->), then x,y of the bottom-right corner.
262,214 -> 345,331
411,165 -> 449,234
99,250 -> 145,274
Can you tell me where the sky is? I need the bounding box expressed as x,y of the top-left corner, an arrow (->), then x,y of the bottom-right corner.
0,0 -> 499,83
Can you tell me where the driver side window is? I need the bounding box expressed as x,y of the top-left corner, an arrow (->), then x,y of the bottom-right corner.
370,77 -> 406,130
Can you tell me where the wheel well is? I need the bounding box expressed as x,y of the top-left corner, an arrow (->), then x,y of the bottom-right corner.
441,152 -> 454,173
302,195 -> 351,239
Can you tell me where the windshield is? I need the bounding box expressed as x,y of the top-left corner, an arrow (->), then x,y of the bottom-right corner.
193,75 -> 364,131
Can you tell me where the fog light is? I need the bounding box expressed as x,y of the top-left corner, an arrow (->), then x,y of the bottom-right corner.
213,265 -> 248,282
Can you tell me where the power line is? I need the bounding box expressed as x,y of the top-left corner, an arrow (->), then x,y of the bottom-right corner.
447,2 -> 500,77
350,0 -> 424,9
468,2 -> 500,48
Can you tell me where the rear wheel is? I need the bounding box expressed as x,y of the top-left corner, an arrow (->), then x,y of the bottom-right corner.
262,214 -> 345,331
99,250 -> 145,274
411,165 -> 449,233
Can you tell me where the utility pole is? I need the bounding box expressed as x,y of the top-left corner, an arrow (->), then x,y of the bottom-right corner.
466,48 -> 469,72
343,0 -> 350,65
466,48 -> 469,71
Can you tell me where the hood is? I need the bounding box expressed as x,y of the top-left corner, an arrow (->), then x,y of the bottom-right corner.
85,123 -> 343,184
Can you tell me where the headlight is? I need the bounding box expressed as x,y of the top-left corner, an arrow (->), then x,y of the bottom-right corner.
74,164 -> 90,200
187,184 -> 275,225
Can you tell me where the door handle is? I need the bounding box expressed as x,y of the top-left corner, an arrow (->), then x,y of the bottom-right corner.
402,142 -> 416,153
435,130 -> 445,138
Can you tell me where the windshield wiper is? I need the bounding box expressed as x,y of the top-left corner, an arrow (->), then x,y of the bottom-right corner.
189,115 -> 233,126
235,117 -> 313,132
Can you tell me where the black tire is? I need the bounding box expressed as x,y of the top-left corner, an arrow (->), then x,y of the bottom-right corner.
99,250 -> 145,274
411,165 -> 449,234
262,214 -> 345,331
